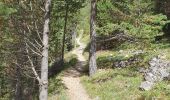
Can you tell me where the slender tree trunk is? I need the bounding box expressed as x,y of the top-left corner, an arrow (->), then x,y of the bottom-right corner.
72,25 -> 77,48
61,4 -> 69,63
39,0 -> 51,99
89,0 -> 97,76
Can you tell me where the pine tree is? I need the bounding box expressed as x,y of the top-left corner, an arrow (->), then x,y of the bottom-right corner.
89,0 -> 97,76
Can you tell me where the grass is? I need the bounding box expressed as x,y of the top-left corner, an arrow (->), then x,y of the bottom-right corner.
80,40 -> 170,100
95,50 -> 154,69
48,31 -> 170,100
81,34 -> 90,44
64,51 -> 77,63
81,68 -> 170,100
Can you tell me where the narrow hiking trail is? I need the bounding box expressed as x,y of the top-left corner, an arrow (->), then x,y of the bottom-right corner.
62,32 -> 91,100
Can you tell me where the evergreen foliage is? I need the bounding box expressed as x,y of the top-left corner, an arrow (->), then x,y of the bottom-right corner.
1,0 -> 170,99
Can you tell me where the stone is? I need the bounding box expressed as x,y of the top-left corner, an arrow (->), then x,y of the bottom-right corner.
138,67 -> 147,73
94,96 -> 100,100
144,73 -> 156,82
140,56 -> 170,91
139,81 -> 154,91
113,54 -> 141,68
119,50 -> 123,53
132,50 -> 144,55
160,69 -> 169,78
149,57 -> 158,67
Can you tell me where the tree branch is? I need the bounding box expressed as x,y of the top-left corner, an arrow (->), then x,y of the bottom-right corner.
25,43 -> 41,84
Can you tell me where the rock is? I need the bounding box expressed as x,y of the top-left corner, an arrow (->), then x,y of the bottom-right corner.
119,50 -> 123,53
144,72 -> 157,82
140,56 -> 170,91
132,50 -> 144,55
160,69 -> 169,78
149,57 -> 158,67
94,96 -> 100,100
138,67 -> 147,73
139,81 -> 154,91
113,54 -> 142,68
165,75 -> 170,80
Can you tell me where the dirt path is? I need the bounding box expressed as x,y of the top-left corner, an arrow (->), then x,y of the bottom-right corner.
62,32 -> 91,100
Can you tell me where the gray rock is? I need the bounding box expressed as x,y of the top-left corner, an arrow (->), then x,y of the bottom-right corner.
149,57 -> 158,67
132,50 -> 144,55
138,67 -> 146,73
140,56 -> 170,91
145,73 -> 156,82
113,54 -> 142,68
94,96 -> 100,100
139,81 -> 154,91
160,69 -> 169,78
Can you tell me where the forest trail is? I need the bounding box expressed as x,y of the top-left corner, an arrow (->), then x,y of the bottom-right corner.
62,31 -> 91,100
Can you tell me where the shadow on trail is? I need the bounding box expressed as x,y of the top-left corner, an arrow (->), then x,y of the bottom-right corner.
49,32 -> 88,78
48,59 -> 64,78
63,60 -> 88,77
48,57 -> 77,78
48,57 -> 88,78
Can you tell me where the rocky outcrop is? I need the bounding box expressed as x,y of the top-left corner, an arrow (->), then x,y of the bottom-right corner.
113,55 -> 141,68
113,50 -> 144,68
139,56 -> 170,91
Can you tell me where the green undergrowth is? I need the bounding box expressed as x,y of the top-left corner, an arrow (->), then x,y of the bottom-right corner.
95,38 -> 170,68
96,50 -> 152,69
81,34 -> 90,44
64,52 -> 77,62
81,69 -> 170,100
80,38 -> 170,99
64,52 -> 78,69
78,0 -> 170,99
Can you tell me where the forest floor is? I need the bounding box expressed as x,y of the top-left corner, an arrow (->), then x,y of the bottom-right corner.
62,35 -> 91,100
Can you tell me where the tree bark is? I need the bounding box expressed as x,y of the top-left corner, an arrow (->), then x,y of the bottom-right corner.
72,25 -> 77,48
61,4 -> 69,63
89,0 -> 97,76
39,0 -> 51,99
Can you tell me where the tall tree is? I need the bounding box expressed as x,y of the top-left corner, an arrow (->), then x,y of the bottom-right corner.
40,0 -> 51,99
89,0 -> 97,76
60,0 -> 86,63
61,3 -> 69,63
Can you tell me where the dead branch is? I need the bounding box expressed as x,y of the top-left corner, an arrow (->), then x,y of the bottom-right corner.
25,43 -> 41,84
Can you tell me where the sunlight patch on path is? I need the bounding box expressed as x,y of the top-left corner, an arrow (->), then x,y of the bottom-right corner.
62,30 -> 91,100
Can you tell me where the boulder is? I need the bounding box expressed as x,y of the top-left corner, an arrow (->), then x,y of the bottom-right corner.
139,56 -> 170,91
139,81 -> 154,91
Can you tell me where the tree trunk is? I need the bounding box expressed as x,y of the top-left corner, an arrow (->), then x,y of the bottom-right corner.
61,4 -> 69,63
89,0 -> 97,76
39,0 -> 51,99
72,25 -> 77,48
